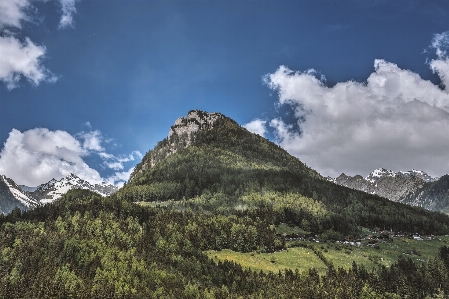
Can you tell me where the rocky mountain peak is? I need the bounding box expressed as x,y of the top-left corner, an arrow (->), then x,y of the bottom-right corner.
130,110 -> 225,180
168,110 -> 223,142
365,168 -> 396,183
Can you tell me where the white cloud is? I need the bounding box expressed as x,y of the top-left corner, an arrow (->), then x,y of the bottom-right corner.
243,119 -> 267,137
0,0 -> 80,89
429,31 -> 449,89
77,130 -> 104,152
105,167 -> 135,188
264,37 -> 449,178
58,0 -> 77,29
430,31 -> 449,59
0,0 -> 31,29
0,128 -> 103,186
100,151 -> 142,171
0,36 -> 57,89
0,127 -> 141,187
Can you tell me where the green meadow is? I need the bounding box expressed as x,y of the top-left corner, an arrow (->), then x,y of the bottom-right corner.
206,235 -> 449,275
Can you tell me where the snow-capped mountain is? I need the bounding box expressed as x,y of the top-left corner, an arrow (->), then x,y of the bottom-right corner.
334,168 -> 433,202
332,168 -> 449,213
0,175 -> 40,214
31,173 -> 118,204
365,168 -> 436,184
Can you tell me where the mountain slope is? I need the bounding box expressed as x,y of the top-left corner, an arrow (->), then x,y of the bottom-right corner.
334,168 -> 433,202
0,175 -> 39,214
31,173 -> 118,204
126,110 -> 320,200
401,175 -> 449,213
333,168 -> 449,214
119,110 -> 449,235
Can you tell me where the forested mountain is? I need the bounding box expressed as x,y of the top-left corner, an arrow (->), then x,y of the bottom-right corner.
120,110 -> 449,236
2,110 -> 449,298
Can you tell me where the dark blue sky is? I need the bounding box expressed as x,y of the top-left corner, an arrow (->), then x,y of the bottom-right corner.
1,0 -> 449,185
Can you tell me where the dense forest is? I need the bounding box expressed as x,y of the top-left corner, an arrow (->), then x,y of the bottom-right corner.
2,112 -> 449,298
0,189 -> 449,298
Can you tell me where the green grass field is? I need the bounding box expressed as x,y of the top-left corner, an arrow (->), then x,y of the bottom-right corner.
206,236 -> 449,275
207,247 -> 327,274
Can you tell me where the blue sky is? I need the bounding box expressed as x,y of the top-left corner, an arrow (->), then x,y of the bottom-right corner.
1,0 -> 449,186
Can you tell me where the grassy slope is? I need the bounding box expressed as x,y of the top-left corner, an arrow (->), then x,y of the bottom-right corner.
207,247 -> 327,274
206,236 -> 449,275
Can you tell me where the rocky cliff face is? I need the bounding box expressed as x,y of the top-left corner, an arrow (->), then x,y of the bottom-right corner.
331,168 -> 449,213
400,175 -> 449,213
168,110 -> 222,144
333,168 -> 435,202
130,110 -> 224,180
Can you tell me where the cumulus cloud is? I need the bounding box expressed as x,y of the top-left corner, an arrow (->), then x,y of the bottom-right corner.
0,0 -> 79,89
429,31 -> 449,89
264,35 -> 449,178
0,127 -> 141,186
0,36 -> 56,89
243,119 -> 267,137
0,0 -> 31,29
58,0 -> 77,29
100,151 -> 142,171
0,128 -> 103,186
77,130 -> 104,152
105,167 -> 135,188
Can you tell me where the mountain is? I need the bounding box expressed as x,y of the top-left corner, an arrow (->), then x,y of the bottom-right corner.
400,175 -> 449,213
333,168 -> 436,202
126,109 -> 321,200
0,175 -> 39,214
119,110 -> 449,235
332,168 -> 449,213
31,173 -> 118,204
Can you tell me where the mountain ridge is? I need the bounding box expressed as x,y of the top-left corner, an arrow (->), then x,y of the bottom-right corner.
31,173 -> 118,204
332,168 -> 449,213
0,173 -> 118,214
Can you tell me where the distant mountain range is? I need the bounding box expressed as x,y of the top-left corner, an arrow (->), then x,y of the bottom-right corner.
331,168 -> 449,214
0,173 -> 118,214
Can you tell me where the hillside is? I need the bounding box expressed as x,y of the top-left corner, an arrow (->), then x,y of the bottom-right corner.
119,110 -> 449,236
401,175 -> 449,214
